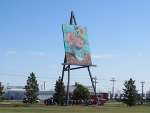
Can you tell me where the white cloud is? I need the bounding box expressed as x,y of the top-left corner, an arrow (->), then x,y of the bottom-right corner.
6,50 -> 17,55
30,51 -> 46,56
92,54 -> 113,59
5,50 -> 46,57
137,52 -> 143,57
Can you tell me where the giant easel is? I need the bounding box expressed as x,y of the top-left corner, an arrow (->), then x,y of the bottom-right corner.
61,11 -> 99,105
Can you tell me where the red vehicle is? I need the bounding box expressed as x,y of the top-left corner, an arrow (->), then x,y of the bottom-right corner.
90,93 -> 108,105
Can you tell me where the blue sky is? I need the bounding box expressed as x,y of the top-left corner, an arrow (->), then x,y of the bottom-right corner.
0,0 -> 150,93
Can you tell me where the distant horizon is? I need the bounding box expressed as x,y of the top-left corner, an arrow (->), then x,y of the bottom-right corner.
0,0 -> 150,94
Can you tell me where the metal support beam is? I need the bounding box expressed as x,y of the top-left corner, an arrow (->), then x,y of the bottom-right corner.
64,66 -> 88,71
87,66 -> 99,105
61,64 -> 65,82
61,57 -> 67,82
66,65 -> 70,105
70,11 -> 77,25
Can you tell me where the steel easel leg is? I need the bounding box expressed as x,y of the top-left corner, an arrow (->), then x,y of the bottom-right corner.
66,65 -> 70,105
87,66 -> 100,105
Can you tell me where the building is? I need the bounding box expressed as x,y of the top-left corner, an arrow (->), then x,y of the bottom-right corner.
4,86 -> 54,101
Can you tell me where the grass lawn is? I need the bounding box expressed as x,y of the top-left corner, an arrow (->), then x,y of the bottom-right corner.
0,102 -> 150,113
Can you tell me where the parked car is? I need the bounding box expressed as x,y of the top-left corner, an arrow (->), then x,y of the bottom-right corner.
44,98 -> 55,105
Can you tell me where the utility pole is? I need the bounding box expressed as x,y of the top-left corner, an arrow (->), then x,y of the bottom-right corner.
7,82 -> 9,90
141,81 -> 145,104
44,81 -> 46,91
40,84 -> 43,91
110,77 -> 116,100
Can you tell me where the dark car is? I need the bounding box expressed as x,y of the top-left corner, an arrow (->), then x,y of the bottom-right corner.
44,98 -> 55,105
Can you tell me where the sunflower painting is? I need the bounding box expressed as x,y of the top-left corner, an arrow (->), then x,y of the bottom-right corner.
62,24 -> 92,65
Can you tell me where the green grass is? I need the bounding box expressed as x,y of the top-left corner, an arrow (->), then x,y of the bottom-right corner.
0,102 -> 150,113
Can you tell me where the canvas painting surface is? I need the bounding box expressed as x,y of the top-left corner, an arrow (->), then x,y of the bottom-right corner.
62,24 -> 92,65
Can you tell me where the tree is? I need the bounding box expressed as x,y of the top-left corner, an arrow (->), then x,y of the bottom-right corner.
146,90 -> 150,102
0,82 -> 4,101
53,76 -> 65,105
123,78 -> 138,106
72,83 -> 90,101
24,72 -> 39,104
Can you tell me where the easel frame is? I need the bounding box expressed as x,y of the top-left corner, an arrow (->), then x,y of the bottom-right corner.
61,11 -> 99,105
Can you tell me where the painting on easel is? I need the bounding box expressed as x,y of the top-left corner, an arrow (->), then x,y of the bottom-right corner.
62,24 -> 92,66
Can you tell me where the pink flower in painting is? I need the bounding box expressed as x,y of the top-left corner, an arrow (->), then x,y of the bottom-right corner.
79,28 -> 84,35
74,37 -> 84,49
66,32 -> 84,49
66,32 -> 75,45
